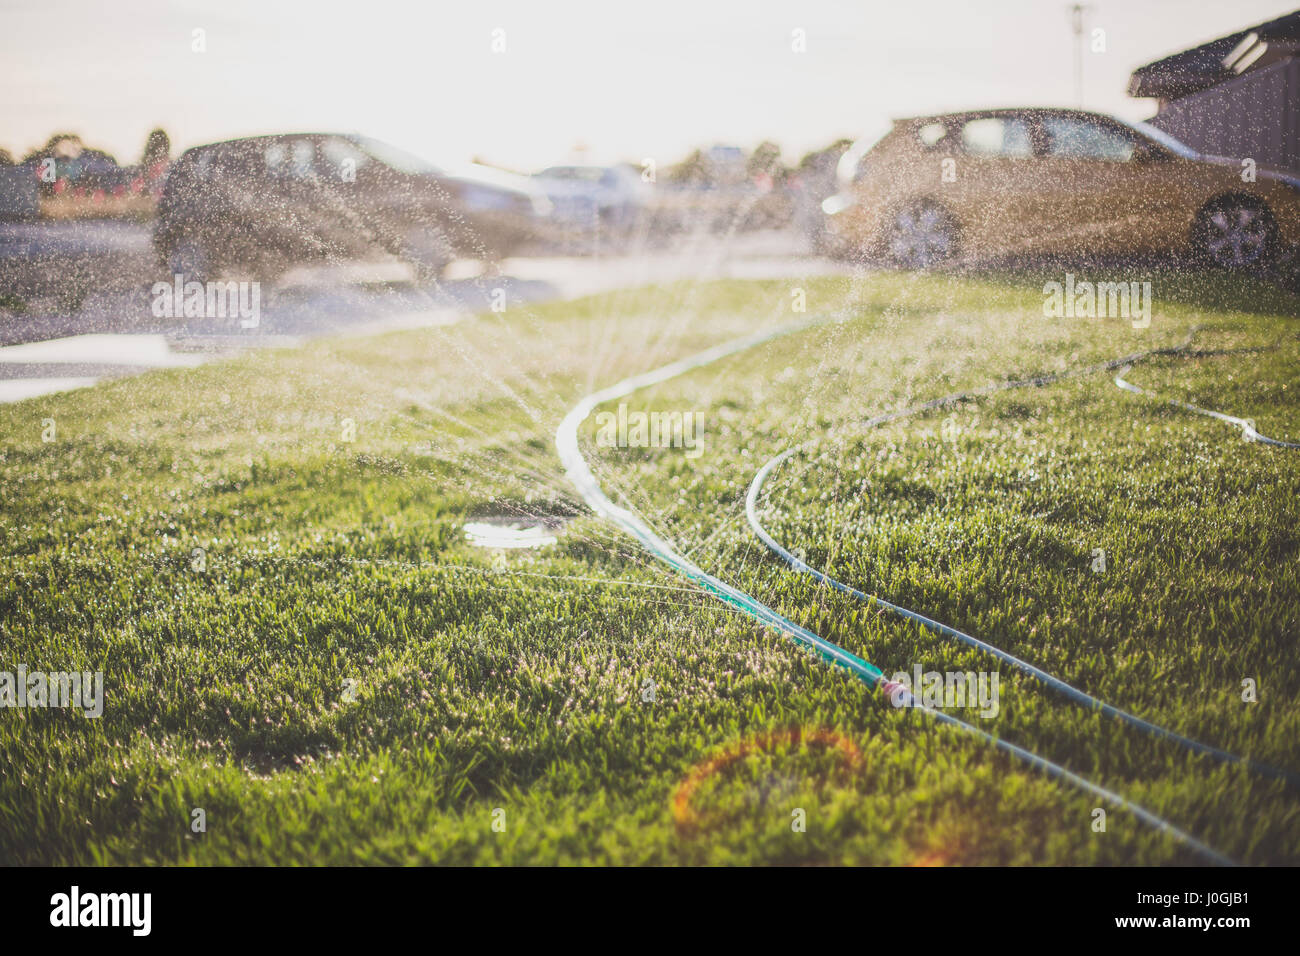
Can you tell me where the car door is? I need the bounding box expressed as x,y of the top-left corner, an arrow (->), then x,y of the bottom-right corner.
195,141 -> 287,267
1032,114 -> 1167,256
274,136 -> 373,262
313,135 -> 395,258
948,114 -> 1060,259
337,136 -> 463,268
255,137 -> 332,262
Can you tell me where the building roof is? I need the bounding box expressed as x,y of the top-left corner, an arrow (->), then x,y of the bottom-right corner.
1128,9 -> 1300,99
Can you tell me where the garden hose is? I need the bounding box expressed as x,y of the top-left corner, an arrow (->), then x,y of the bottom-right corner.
745,347 -> 1300,790
1115,366 -> 1300,448
557,317 -> 1247,865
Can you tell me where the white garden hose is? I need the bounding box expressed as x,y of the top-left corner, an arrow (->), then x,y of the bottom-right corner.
556,318 -> 1242,865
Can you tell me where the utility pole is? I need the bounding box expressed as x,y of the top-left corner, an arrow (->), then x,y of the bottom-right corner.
1068,4 -> 1091,108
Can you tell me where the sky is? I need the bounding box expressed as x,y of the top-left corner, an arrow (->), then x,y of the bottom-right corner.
2,0 -> 1296,170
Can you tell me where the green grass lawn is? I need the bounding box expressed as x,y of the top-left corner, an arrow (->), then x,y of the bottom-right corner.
1,269 -> 1297,865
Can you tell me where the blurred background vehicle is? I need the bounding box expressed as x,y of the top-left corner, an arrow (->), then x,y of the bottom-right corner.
1,132 -> 169,221
531,164 -> 647,236
647,143 -> 795,237
787,138 -> 853,252
823,107 -> 1300,272
0,167 -> 39,220
153,133 -> 550,283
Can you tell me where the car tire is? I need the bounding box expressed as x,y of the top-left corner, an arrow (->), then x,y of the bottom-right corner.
164,237 -> 214,284
883,199 -> 958,269
400,226 -> 455,284
1195,196 -> 1275,271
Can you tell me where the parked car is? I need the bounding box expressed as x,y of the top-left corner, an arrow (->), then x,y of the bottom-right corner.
532,164 -> 646,232
0,167 -> 39,219
154,133 -> 551,282
823,107 -> 1300,271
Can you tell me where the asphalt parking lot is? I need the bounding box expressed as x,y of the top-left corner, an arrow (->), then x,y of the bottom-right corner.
0,221 -> 848,402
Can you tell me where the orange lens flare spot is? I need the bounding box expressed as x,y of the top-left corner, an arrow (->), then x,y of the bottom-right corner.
671,727 -> 860,833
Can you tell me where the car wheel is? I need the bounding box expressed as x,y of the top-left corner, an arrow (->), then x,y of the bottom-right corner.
401,226 -> 455,283
884,200 -> 957,269
165,237 -> 214,284
1196,197 -> 1275,270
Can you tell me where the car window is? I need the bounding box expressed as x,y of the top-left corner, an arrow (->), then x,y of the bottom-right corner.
836,121 -> 894,184
191,149 -> 214,180
265,140 -> 316,179
960,118 -> 1033,158
290,140 -> 315,177
1041,116 -> 1136,161
916,122 -> 948,149
192,145 -> 252,179
319,137 -> 370,181
355,137 -> 441,175
1126,120 -> 1199,159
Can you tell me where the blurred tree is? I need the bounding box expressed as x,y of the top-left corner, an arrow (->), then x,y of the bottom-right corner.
141,128 -> 171,167
20,134 -> 121,196
22,134 -> 95,164
747,140 -> 785,183
0,149 -> 13,166
667,149 -> 710,186
796,138 -> 853,172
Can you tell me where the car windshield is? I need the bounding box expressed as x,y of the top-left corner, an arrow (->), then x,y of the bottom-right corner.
351,136 -> 442,175
837,120 -> 893,185
1119,119 -> 1201,159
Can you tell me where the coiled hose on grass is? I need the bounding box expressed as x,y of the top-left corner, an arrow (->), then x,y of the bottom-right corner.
745,342 -> 1300,791
557,317 -> 1255,865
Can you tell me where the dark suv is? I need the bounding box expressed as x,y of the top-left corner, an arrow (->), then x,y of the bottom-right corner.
154,133 -> 550,282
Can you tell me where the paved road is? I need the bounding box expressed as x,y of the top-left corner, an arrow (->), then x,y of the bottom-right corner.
0,221 -> 849,402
